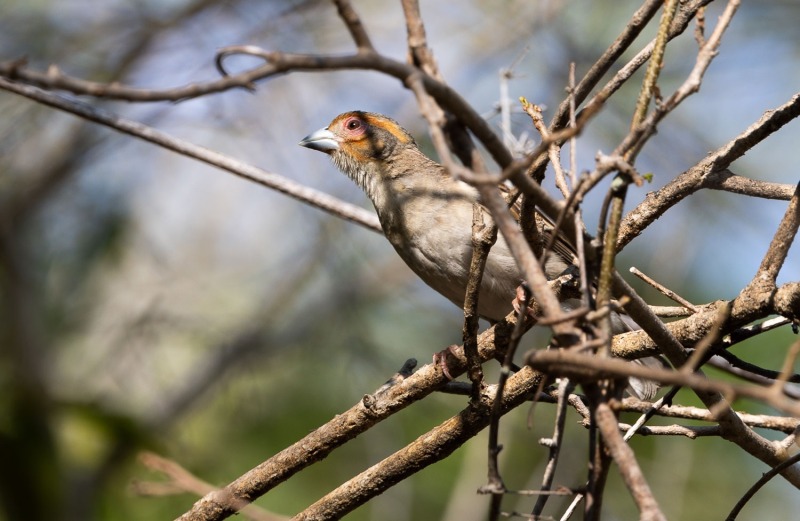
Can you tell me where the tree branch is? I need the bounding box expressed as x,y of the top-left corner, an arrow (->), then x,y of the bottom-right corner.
0,77 -> 381,233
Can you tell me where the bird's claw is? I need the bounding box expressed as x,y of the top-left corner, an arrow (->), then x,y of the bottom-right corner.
512,285 -> 537,318
433,345 -> 459,380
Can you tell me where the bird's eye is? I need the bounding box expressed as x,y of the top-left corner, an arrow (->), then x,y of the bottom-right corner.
346,118 -> 362,131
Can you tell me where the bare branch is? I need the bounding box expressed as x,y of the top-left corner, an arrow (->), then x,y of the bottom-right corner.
774,282 -> 800,322
630,0 -> 680,133
612,274 -> 800,486
621,0 -> 741,161
531,379 -> 574,517
630,267 -> 698,312
563,0 -> 712,130
618,92 -> 800,250
331,0 -> 374,51
294,367 -> 545,520
0,77 -> 381,233
1,47 -> 515,169
756,182 -> 800,282
177,318 -> 519,521
527,349 -> 800,418
706,170 -> 797,200
462,205 -> 497,396
400,0 -> 441,79
549,0 -> 675,128
620,399 -> 800,433
726,451 -> 800,521
134,452 -> 284,521
595,403 -> 665,521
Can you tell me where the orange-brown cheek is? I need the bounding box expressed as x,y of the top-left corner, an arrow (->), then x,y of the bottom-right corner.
343,139 -> 379,162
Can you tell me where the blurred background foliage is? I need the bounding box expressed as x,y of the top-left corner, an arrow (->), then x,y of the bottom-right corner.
1,1 -> 799,520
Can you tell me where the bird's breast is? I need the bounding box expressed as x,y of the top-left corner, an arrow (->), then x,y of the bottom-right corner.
376,195 -> 521,321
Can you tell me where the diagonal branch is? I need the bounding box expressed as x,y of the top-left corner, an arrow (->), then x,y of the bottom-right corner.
134,452 -> 284,521
176,318 -> 519,521
331,0 -> 374,51
611,275 -> 800,487
726,451 -> 800,520
756,182 -> 800,282
400,0 -> 442,80
1,47 -> 515,169
620,0 -> 741,162
293,367 -> 545,520
0,77 -> 381,233
549,0 -> 665,128
595,403 -> 665,521
618,92 -> 800,250
570,0 -> 712,128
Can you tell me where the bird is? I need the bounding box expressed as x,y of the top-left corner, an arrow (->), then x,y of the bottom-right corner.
300,111 -> 661,399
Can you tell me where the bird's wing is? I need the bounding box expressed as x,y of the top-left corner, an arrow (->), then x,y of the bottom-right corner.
499,184 -> 579,266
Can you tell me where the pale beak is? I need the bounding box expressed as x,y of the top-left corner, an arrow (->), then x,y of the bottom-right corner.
299,128 -> 340,153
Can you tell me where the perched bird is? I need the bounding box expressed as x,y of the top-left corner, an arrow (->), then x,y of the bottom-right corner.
300,111 -> 661,399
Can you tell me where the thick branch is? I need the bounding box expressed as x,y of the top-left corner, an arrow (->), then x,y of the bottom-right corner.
611,275 -> 800,487
293,367 -> 544,520
527,349 -> 800,418
595,403 -> 665,521
176,320 -> 517,521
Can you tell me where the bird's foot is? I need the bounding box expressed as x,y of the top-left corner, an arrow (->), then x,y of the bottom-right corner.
433,345 -> 460,380
512,285 -> 537,318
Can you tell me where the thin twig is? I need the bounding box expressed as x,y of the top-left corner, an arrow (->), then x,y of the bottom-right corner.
531,379 -> 574,517
623,394 -> 669,442
708,355 -> 800,398
648,306 -> 695,317
681,302 -> 731,373
770,338 -> 800,397
725,451 -> 800,521
630,267 -> 698,312
620,399 -> 800,433
567,62 -> 579,189
134,452 -> 284,521
0,78 -> 381,233
756,182 -> 800,282
523,100 -> 570,198
332,0 -> 374,51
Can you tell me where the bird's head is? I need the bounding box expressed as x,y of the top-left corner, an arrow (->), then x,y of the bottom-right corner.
299,111 -> 416,161
300,111 -> 428,199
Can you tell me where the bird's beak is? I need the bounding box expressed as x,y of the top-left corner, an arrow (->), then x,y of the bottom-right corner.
299,128 -> 340,153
